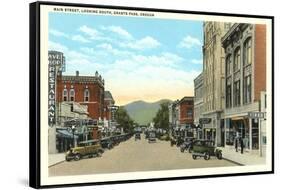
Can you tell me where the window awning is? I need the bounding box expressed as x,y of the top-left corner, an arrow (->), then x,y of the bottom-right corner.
57,130 -> 78,139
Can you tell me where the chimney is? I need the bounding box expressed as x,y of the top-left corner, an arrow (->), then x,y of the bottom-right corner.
76,71 -> 79,76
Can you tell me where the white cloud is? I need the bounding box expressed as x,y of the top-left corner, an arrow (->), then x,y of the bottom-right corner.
120,36 -> 161,50
102,26 -> 133,40
79,25 -> 101,39
71,35 -> 90,43
191,59 -> 203,64
49,41 -> 68,52
179,35 -> 202,49
97,43 -> 113,50
78,25 -> 113,42
49,29 -> 69,38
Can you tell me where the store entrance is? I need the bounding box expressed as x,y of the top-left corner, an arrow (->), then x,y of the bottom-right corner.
231,118 -> 250,150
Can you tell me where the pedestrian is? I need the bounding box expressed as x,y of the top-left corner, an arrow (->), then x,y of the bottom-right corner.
240,137 -> 244,154
235,136 -> 239,152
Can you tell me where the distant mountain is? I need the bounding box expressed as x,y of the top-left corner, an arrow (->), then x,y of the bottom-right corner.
124,99 -> 172,125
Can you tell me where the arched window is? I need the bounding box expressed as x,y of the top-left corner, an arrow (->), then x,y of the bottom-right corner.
243,38 -> 252,66
226,55 -> 231,76
70,89 -> 75,101
84,89 -> 89,102
63,89 -> 68,101
233,47 -> 241,72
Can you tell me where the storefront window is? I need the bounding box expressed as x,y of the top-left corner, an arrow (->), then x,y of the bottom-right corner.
252,119 -> 259,149
225,118 -> 234,145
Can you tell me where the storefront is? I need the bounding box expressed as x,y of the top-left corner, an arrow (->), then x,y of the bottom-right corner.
56,129 -> 78,153
225,116 -> 259,151
203,128 -> 216,141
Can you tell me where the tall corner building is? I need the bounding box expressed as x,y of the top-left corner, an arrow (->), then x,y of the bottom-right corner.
202,22 -> 231,146
221,24 -> 266,154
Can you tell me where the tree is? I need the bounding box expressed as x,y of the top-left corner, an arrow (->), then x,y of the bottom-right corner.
115,106 -> 135,133
152,102 -> 169,130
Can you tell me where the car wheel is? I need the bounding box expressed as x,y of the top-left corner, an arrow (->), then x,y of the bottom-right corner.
65,157 -> 71,162
98,149 -> 104,154
192,155 -> 197,160
204,152 -> 210,160
74,154 -> 81,161
217,152 -> 223,160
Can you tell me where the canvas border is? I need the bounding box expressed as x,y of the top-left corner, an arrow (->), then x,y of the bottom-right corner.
29,1 -> 274,188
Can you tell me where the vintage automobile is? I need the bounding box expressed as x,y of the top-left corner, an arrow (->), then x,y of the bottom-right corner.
191,140 -> 222,160
135,133 -> 141,141
100,137 -> 114,149
148,131 -> 156,143
180,137 -> 196,153
65,140 -> 104,161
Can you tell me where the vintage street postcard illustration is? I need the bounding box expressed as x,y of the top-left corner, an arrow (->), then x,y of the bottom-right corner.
31,2 -> 273,187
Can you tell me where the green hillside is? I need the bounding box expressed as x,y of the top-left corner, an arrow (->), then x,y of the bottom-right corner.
124,99 -> 172,125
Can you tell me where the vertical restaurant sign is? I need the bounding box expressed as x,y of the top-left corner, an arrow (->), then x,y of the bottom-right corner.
48,51 -> 65,126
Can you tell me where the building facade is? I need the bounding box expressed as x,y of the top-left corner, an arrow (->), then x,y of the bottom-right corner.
202,22 -> 230,146
178,97 -> 194,137
56,70 -> 105,121
104,91 -> 115,121
221,24 -> 266,154
194,72 -> 204,138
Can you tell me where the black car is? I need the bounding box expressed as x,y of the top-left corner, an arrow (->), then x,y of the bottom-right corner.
180,137 -> 196,153
148,132 -> 156,143
100,137 -> 114,149
135,133 -> 141,141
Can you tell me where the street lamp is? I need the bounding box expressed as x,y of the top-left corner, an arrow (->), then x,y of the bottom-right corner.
71,125 -> 76,147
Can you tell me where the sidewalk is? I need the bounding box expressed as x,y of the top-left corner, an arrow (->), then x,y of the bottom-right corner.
49,153 -> 65,167
220,147 -> 266,166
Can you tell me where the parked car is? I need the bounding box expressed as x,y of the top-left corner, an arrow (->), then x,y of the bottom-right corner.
135,133 -> 141,141
180,137 -> 196,153
191,140 -> 222,160
65,140 -> 104,161
148,132 -> 156,143
176,136 -> 185,147
170,137 -> 177,146
100,137 -> 114,149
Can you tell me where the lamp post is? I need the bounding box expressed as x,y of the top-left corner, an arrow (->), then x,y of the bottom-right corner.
71,125 -> 76,147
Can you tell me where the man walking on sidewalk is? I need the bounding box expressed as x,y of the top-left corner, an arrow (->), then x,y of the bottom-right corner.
240,137 -> 244,154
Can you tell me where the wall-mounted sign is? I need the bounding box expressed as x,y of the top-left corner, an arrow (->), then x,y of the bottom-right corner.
48,51 -> 65,126
199,118 -> 212,124
248,112 -> 266,119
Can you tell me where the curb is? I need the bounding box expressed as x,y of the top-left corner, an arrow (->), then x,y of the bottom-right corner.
222,157 -> 244,166
48,160 -> 65,168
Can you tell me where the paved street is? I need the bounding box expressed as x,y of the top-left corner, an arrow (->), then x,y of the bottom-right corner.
49,134 -> 238,176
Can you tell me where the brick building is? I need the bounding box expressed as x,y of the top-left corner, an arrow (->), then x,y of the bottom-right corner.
177,97 -> 194,137
221,24 -> 266,154
56,71 -> 105,121
178,96 -> 194,126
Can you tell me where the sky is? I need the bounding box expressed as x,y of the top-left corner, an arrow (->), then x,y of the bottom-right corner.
49,12 -> 203,106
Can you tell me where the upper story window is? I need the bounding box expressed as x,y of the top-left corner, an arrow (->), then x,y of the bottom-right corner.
243,75 -> 252,104
63,89 -> 68,101
187,109 -> 193,118
226,55 -> 231,76
70,89 -> 75,101
233,47 -> 241,72
243,38 -> 252,66
84,89 -> 90,102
